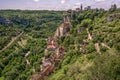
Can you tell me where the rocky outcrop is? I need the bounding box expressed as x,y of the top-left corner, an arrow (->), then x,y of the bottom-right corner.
30,15 -> 70,80
107,13 -> 120,22
0,16 -> 13,26
86,28 -> 92,40
30,44 -> 65,80
44,36 -> 58,55
95,43 -> 101,54
54,23 -> 70,38
54,15 -> 71,38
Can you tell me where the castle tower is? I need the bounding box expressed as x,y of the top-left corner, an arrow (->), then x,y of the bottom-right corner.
80,4 -> 83,11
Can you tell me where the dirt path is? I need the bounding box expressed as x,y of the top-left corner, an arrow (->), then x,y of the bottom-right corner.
86,28 -> 92,40
25,51 -> 31,65
86,28 -> 102,54
25,51 -> 30,57
95,43 -> 101,54
26,59 -> 30,65
25,51 -> 30,65
0,32 -> 23,53
101,43 -> 111,49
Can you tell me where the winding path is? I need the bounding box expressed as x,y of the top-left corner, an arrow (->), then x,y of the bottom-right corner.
25,51 -> 31,65
101,43 -> 111,49
95,43 -> 101,54
86,28 -> 92,40
0,32 -> 23,53
86,28 -> 101,54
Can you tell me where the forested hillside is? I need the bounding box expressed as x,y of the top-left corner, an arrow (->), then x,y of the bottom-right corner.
0,10 -> 63,80
48,6 -> 120,80
0,5 -> 120,80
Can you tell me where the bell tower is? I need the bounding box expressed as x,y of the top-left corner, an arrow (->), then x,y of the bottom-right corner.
80,4 -> 83,12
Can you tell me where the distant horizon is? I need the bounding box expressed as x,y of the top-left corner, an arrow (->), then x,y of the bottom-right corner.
0,0 -> 120,10
0,5 -> 119,11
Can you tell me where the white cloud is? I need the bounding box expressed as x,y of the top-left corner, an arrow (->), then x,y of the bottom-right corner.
94,0 -> 105,2
75,2 -> 81,6
61,0 -> 66,4
33,0 -> 39,2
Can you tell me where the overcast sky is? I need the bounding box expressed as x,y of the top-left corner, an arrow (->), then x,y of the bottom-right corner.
0,0 -> 120,10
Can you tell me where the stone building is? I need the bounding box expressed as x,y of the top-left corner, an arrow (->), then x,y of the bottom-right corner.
45,37 -> 58,55
41,58 -> 52,71
75,4 -> 83,13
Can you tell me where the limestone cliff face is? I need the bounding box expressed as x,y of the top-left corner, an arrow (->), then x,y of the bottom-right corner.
54,26 -> 60,38
54,23 -> 70,38
54,15 -> 71,38
30,15 -> 71,80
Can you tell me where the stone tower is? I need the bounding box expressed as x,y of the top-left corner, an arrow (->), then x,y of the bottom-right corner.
80,4 -> 83,11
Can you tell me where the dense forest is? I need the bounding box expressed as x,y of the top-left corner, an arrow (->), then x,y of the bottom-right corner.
0,4 -> 120,80
47,5 -> 120,80
0,10 -> 63,80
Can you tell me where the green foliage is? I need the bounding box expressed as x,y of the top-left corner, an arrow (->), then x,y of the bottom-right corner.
0,10 -> 63,79
48,7 -> 120,80
62,36 -> 74,48
0,7 -> 120,80
86,42 -> 96,53
0,77 -> 4,80
88,54 -> 120,80
81,19 -> 92,28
